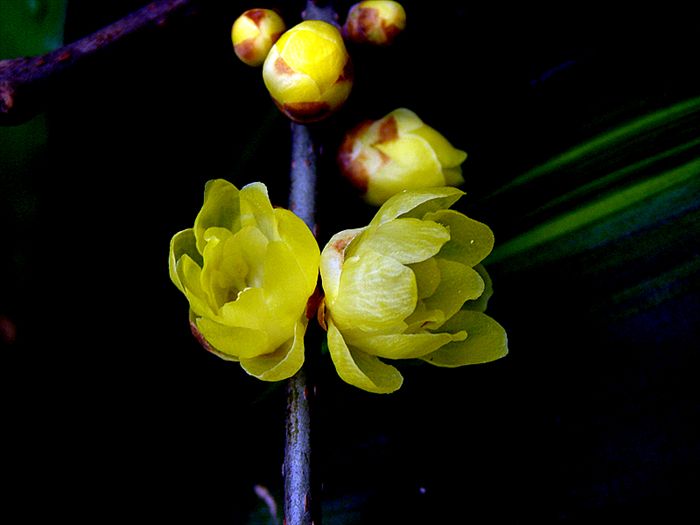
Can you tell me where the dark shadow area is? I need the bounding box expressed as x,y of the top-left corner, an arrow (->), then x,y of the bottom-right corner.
2,1 -> 698,522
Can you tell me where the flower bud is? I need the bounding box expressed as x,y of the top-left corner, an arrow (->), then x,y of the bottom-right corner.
338,108 -> 467,205
231,9 -> 286,67
344,1 -> 406,45
169,179 -> 320,381
263,20 -> 353,123
319,187 -> 507,393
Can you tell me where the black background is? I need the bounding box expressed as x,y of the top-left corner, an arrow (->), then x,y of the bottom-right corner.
2,1 -> 699,522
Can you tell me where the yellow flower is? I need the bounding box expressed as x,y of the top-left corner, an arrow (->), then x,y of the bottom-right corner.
319,187 -> 508,393
338,108 -> 467,206
231,8 -> 286,67
343,1 -> 407,46
169,179 -> 320,381
262,20 -> 353,123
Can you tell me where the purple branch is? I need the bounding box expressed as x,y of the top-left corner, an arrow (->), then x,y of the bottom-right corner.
284,4 -> 340,524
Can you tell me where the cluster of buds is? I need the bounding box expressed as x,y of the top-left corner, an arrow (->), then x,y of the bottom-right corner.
231,2 -> 407,122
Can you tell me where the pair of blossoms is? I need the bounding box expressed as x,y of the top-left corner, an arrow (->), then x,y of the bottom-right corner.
168,3 -> 507,394
169,179 -> 508,394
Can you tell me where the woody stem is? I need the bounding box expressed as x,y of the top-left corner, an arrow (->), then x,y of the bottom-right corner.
284,121 -> 320,525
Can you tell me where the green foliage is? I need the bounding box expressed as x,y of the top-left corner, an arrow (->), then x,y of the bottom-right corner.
0,0 -> 67,59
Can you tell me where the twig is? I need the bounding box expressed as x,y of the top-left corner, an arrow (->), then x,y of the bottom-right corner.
283,4 -> 339,523
0,0 -> 199,125
285,123 -> 319,525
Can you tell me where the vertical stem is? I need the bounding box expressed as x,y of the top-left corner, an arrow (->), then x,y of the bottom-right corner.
289,123 -> 317,229
284,5 -> 338,524
285,122 -> 318,525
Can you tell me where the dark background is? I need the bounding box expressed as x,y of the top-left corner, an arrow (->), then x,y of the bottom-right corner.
2,1 -> 699,522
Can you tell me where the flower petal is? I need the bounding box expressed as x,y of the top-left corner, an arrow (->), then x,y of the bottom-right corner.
319,228 -> 365,307
263,240 -> 314,318
388,107 -> 423,132
443,166 -> 465,186
370,186 -> 464,227
409,257 -> 441,299
424,210 -> 495,267
350,330 -> 465,360
220,287 -> 267,331
194,179 -> 241,253
411,125 -> 467,168
328,319 -> 403,393
239,182 -> 279,241
177,255 -> 215,319
462,264 -> 493,313
421,311 -> 508,367
275,207 -> 320,292
240,317 -> 306,381
374,135 -> 445,185
169,228 -> 200,293
423,258 -> 485,325
333,248 -> 417,332
195,316 -> 269,359
359,218 -> 449,264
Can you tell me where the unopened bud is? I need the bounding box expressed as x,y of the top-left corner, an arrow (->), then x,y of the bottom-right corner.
232,9 -> 286,67
343,1 -> 406,46
338,108 -> 467,205
262,20 -> 353,123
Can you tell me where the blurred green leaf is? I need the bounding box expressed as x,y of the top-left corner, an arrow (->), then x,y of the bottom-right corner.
0,0 -> 67,59
488,95 -> 700,267
485,95 -> 700,326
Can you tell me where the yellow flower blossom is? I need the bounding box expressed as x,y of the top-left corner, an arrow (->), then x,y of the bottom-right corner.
319,187 -> 507,393
338,108 -> 467,205
169,179 -> 320,381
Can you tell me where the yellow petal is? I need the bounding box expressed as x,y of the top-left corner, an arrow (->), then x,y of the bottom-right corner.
373,135 -> 445,190
275,207 -> 320,292
263,240 -> 313,318
411,124 -> 468,168
409,258 -> 441,299
239,182 -> 279,241
350,330 -> 465,360
421,311 -> 508,367
332,248 -> 417,332
279,21 -> 346,92
327,319 -> 403,393
169,228 -> 200,293
195,317 -> 269,359
360,218 -> 449,264
177,255 -> 215,319
423,258 -> 484,324
388,107 -> 423,133
240,317 -> 306,381
443,166 -> 465,186
462,264 -> 493,313
220,287 -> 267,331
424,210 -> 495,267
319,228 -> 365,307
194,179 -> 241,253
231,225 -> 269,288
370,186 -> 464,227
